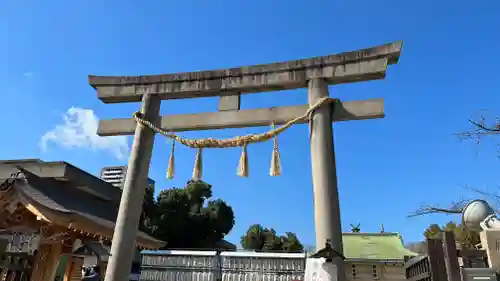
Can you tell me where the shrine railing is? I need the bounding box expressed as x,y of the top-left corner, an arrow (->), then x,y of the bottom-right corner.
405,232 -> 488,281
0,252 -> 34,281
140,250 -> 306,281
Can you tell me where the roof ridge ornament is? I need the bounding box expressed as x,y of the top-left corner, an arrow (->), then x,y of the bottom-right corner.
0,167 -> 27,192
11,165 -> 28,180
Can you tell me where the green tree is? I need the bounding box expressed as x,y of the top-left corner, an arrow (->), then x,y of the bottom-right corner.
423,222 -> 480,249
241,224 -> 266,250
141,180 -> 235,249
139,184 -> 157,235
281,232 -> 304,252
240,224 -> 304,252
423,224 -> 442,239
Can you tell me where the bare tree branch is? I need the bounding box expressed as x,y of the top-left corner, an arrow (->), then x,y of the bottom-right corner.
470,119 -> 500,133
457,114 -> 500,143
410,112 -> 500,219
408,199 -> 467,218
409,186 -> 500,218
465,185 -> 500,203
463,185 -> 500,213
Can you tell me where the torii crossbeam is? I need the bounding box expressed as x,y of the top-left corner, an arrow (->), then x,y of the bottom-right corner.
89,40 -> 403,281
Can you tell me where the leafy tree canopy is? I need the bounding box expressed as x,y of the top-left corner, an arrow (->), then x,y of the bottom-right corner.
240,224 -> 304,253
140,180 -> 235,249
423,221 -> 480,250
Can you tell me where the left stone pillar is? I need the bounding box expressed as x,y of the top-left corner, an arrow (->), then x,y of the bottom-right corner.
104,93 -> 161,281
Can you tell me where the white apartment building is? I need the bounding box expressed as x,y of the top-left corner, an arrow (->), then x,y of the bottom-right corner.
100,166 -> 155,192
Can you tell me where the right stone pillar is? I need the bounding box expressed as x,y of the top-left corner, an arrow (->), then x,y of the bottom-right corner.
308,78 -> 345,281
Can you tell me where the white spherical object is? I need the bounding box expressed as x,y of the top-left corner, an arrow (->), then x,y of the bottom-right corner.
462,200 -> 494,231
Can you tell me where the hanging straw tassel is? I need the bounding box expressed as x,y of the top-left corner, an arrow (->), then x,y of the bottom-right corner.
166,140 -> 176,179
237,144 -> 249,177
269,123 -> 282,176
192,148 -> 203,180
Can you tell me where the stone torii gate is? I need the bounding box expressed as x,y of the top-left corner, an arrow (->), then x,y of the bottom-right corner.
88,41 -> 402,281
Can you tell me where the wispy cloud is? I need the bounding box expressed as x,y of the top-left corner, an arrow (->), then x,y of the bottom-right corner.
22,72 -> 33,78
40,107 -> 129,160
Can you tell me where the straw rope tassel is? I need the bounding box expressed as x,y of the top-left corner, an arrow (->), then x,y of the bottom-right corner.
269,123 -> 282,176
192,148 -> 203,180
237,144 -> 249,177
166,140 -> 176,179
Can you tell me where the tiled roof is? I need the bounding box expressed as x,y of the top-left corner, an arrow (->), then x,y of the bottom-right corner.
342,232 -> 418,260
18,170 -> 119,223
0,159 -> 121,202
1,167 -> 164,249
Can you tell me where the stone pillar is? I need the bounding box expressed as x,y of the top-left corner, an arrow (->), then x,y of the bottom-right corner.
308,78 -> 345,281
104,93 -> 160,281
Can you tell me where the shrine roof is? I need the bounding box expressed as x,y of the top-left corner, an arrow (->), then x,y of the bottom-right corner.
342,232 -> 418,261
0,163 -> 165,250
0,159 -> 121,202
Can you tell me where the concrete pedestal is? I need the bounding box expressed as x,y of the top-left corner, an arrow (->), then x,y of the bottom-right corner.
480,229 -> 500,272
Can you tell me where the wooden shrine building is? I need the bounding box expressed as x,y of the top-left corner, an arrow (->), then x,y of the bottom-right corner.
0,159 -> 164,281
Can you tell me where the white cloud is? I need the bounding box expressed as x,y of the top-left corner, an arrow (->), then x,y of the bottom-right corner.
40,107 -> 129,160
22,72 -> 33,78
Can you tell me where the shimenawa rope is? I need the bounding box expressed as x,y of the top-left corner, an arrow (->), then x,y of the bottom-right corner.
134,97 -> 337,179
133,97 -> 337,149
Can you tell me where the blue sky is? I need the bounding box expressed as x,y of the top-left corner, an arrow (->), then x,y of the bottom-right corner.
1,0 -> 499,248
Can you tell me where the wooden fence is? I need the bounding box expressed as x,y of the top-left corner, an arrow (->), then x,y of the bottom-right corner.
0,252 -> 34,281
0,238 -> 34,281
405,232 -> 488,281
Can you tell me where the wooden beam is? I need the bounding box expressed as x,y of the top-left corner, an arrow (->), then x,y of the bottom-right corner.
457,249 -> 486,257
89,41 -> 402,103
63,255 -> 75,281
426,238 -> 447,281
97,98 -> 384,136
442,232 -> 461,281
30,243 -> 63,281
